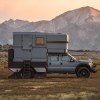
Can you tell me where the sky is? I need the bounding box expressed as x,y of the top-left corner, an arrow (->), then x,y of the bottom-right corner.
0,0 -> 100,23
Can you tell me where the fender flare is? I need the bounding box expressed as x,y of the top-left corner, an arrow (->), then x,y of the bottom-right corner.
75,64 -> 91,73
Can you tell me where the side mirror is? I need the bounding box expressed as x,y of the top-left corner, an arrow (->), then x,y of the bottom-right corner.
70,59 -> 75,62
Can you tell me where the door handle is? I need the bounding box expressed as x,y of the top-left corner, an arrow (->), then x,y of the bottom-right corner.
49,63 -> 51,65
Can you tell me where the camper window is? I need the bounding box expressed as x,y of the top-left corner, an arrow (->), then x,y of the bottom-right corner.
36,37 -> 44,45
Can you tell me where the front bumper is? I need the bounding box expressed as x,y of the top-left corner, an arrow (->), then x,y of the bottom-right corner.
90,64 -> 97,73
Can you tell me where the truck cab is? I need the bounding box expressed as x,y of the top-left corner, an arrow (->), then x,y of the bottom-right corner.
48,53 -> 96,78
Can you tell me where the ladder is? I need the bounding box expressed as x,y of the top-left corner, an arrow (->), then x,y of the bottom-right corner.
22,61 -> 32,79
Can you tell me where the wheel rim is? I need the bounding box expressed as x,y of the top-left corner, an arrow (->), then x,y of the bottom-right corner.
80,69 -> 89,78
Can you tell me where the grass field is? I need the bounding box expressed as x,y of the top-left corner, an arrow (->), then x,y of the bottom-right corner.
0,51 -> 100,100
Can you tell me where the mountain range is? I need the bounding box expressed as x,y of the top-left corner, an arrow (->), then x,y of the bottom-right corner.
0,6 -> 100,50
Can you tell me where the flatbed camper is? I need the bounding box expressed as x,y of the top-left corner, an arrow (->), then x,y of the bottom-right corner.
8,32 -> 69,78
8,32 -> 96,79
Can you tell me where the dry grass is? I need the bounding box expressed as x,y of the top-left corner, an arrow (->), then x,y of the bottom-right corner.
0,51 -> 100,100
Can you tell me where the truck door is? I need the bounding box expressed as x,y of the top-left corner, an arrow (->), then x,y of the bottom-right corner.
47,55 -> 62,73
22,34 -> 32,60
60,55 -> 77,73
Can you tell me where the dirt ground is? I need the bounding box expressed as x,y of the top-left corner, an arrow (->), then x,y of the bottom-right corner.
0,51 -> 100,100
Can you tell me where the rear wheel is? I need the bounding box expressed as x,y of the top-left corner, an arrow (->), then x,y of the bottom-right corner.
34,72 -> 46,79
21,68 -> 34,79
76,67 -> 90,78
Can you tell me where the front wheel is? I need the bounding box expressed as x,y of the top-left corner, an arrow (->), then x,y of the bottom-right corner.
76,67 -> 90,78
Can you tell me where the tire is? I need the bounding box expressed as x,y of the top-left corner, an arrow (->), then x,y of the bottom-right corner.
34,72 -> 46,79
21,68 -> 34,79
76,67 -> 90,78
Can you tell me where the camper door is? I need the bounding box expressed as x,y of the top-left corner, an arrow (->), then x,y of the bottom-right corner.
22,34 -> 32,50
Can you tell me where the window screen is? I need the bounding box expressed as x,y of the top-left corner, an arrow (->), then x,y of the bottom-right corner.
36,37 -> 44,45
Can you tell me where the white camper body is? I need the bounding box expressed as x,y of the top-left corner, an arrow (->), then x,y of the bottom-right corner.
8,32 -> 69,78
13,32 -> 69,62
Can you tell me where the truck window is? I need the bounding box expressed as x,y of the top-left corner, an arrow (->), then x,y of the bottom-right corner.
36,37 -> 44,45
50,56 -> 59,61
61,56 -> 71,62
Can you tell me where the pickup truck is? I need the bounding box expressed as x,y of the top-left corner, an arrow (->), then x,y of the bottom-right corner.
47,53 -> 96,78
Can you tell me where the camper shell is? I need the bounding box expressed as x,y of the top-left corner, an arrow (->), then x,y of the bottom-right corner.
8,32 -> 69,78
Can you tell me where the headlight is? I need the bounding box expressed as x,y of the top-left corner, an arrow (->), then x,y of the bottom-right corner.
89,62 -> 93,67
